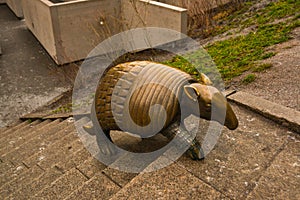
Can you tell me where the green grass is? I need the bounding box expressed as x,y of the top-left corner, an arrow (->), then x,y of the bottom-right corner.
163,0 -> 300,82
52,103 -> 72,114
242,74 -> 256,84
218,0 -> 300,33
253,63 -> 273,72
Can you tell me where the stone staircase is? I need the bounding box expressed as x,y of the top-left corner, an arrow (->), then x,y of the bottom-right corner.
1,103 -> 300,199
0,118 -> 137,199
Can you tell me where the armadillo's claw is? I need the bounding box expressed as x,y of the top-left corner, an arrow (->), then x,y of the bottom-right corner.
83,125 -> 95,135
186,140 -> 205,160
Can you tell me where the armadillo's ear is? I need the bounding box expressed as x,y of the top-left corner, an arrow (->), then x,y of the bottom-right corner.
184,85 -> 199,101
200,73 -> 213,85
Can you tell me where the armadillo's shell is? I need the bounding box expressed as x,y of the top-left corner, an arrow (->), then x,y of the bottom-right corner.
95,61 -> 193,137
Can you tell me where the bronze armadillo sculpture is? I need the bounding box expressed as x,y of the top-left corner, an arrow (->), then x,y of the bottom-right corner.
84,61 -> 238,160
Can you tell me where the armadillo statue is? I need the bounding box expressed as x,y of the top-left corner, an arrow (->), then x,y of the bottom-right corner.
84,61 -> 238,160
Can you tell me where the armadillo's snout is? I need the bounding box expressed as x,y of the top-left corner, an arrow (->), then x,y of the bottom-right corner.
211,91 -> 238,130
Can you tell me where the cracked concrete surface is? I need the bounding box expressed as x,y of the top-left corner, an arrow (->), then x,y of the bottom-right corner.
0,4 -> 71,127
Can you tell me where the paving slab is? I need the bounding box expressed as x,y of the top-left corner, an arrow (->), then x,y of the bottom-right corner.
0,120 -> 41,145
22,128 -> 77,168
7,167 -> 63,199
76,157 -> 107,179
176,104 -> 296,199
0,120 -> 29,140
111,163 -> 225,199
247,136 -> 300,199
103,167 -> 137,187
0,165 -> 44,198
64,172 -> 121,200
34,168 -> 88,199
53,147 -> 91,173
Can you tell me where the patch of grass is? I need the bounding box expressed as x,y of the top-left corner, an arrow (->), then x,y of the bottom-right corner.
206,21 -> 298,80
260,52 -> 276,59
254,0 -> 300,25
163,1 -> 300,81
253,63 -> 273,72
242,74 -> 256,84
52,103 -> 72,114
215,0 -> 300,34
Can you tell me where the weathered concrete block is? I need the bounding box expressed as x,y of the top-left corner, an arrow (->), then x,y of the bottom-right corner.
6,0 -> 23,18
22,0 -> 121,65
22,0 -> 187,65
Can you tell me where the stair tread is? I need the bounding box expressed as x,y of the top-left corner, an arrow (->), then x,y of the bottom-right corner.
0,119 -> 59,157
34,168 -> 88,199
64,172 -> 121,200
0,120 -> 46,151
2,119 -> 70,163
0,120 -> 40,144
0,165 -> 44,199
7,167 -> 63,199
0,120 -> 29,139
22,126 -> 77,168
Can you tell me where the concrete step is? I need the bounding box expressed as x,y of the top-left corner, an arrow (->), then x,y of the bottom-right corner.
109,162 -> 224,199
0,119 -> 49,153
22,125 -> 77,169
53,147 -> 91,173
0,120 -> 39,144
76,157 -> 107,179
0,160 -> 15,173
6,167 -> 63,199
0,119 -> 60,158
2,119 -> 70,164
0,162 -> 27,187
64,172 -> 121,200
0,120 -> 29,140
0,165 -> 44,199
22,117 -> 89,170
33,168 -> 88,199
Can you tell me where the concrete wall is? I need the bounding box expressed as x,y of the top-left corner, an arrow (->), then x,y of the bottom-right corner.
52,0 -> 121,64
157,0 -> 231,9
22,0 -> 187,65
22,0 -> 121,65
22,0 -> 56,58
6,0 -> 23,18
122,0 -> 187,34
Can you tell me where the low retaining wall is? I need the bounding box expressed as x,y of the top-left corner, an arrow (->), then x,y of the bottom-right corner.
22,0 -> 187,65
7,0 -> 23,18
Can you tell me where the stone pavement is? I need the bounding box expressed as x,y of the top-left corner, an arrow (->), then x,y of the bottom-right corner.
0,101 -> 299,199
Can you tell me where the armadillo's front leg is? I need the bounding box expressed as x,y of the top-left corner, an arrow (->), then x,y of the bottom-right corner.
162,121 -> 204,160
84,101 -> 117,156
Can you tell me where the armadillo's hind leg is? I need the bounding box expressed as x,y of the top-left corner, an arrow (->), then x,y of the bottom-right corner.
186,139 -> 205,160
83,123 -> 117,156
95,129 -> 117,156
161,121 -> 205,160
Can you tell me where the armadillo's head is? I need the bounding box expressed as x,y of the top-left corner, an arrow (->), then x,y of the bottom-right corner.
183,83 -> 238,130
